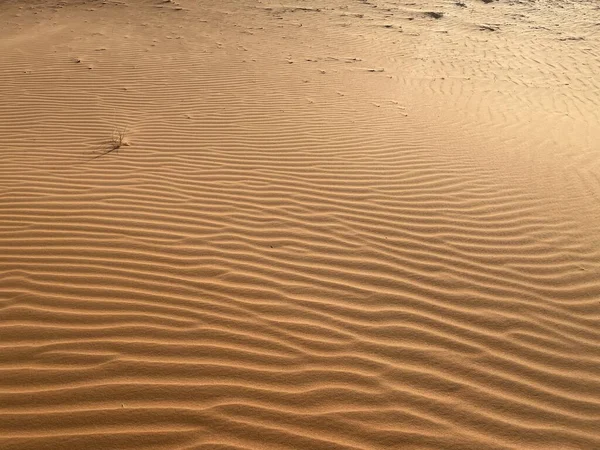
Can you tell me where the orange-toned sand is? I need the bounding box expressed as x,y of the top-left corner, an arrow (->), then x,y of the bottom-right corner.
1,0 -> 599,449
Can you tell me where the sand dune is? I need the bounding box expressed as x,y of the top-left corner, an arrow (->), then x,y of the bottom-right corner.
1,0 -> 599,449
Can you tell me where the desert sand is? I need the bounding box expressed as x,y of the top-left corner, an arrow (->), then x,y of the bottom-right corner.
1,0 -> 599,449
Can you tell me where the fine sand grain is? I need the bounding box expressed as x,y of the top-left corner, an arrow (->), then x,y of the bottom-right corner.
1,0 -> 599,449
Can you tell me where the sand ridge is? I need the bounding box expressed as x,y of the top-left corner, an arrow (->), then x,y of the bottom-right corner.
0,0 -> 599,449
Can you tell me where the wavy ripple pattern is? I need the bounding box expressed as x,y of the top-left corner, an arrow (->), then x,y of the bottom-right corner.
1,0 -> 599,449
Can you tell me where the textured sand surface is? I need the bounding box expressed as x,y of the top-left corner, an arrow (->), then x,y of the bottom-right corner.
1,0 -> 599,449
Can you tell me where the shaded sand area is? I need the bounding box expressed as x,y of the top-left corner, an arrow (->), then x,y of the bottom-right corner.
1,0 -> 600,448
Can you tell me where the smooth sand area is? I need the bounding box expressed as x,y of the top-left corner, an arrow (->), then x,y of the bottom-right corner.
1,0 -> 599,449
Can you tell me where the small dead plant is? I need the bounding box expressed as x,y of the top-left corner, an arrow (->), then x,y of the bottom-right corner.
110,127 -> 127,152
92,126 -> 128,160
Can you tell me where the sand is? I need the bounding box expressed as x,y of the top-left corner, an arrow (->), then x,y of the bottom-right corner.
1,0 -> 599,449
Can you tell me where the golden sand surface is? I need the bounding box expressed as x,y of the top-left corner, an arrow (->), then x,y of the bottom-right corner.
1,0 -> 599,448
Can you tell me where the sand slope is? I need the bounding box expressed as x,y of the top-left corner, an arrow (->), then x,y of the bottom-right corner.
1,0 -> 599,449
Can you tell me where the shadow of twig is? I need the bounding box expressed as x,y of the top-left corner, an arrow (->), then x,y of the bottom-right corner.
90,127 -> 128,160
